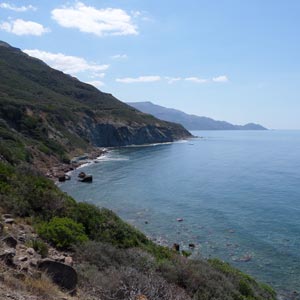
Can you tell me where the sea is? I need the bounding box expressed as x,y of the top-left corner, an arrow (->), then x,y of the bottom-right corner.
59,130 -> 300,298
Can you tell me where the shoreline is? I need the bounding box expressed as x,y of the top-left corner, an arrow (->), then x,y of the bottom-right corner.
48,137 -> 195,182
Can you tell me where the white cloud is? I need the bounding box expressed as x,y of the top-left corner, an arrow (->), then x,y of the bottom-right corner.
0,19 -> 49,36
212,75 -> 229,83
23,49 -> 109,76
0,2 -> 36,12
185,77 -> 208,84
116,76 -> 161,83
87,80 -> 105,89
165,77 -> 182,84
111,54 -> 128,60
51,2 -> 138,36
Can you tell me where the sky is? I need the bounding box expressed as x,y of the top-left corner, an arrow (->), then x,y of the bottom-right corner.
0,1 -> 300,129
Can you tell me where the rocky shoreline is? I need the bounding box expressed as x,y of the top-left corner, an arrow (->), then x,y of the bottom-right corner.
45,147 -> 108,182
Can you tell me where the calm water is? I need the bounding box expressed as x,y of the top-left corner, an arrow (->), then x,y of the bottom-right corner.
60,130 -> 300,296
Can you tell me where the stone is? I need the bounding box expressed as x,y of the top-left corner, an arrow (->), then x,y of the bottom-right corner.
173,243 -> 180,252
4,218 -> 14,224
78,172 -> 86,178
0,249 -> 16,266
18,236 -> 26,242
29,259 -> 38,267
64,256 -> 73,266
3,214 -> 12,219
0,223 -> 3,235
188,243 -> 195,249
53,255 -> 65,262
38,259 -> 78,291
79,175 -> 93,183
177,218 -> 184,222
18,256 -> 28,262
2,235 -> 18,248
26,248 -> 35,255
58,175 -> 66,182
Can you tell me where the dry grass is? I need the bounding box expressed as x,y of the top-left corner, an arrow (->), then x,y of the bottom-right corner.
2,266 -> 64,300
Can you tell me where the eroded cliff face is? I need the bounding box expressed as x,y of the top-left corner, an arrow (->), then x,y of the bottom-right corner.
80,122 -> 190,147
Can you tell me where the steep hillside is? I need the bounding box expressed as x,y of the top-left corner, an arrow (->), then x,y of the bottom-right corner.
0,41 -> 191,167
128,101 -> 267,130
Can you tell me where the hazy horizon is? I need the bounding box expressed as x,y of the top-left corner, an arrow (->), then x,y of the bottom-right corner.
1,1 -> 299,129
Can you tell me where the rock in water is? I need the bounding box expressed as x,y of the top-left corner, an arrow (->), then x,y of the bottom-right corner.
79,175 -> 93,183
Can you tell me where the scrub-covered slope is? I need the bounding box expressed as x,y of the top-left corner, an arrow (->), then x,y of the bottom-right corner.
0,41 -> 191,165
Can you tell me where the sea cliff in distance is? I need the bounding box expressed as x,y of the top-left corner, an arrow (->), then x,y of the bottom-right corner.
127,101 -> 267,131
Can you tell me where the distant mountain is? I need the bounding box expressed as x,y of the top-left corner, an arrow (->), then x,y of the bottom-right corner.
127,102 -> 267,131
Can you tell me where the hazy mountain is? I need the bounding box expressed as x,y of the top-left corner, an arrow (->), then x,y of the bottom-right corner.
127,102 -> 267,130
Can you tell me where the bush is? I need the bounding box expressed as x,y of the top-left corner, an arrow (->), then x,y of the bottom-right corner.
71,202 -> 149,248
27,239 -> 48,258
37,217 -> 88,249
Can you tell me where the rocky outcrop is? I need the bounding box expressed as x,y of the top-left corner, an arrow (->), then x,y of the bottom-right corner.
38,260 -> 77,292
0,214 -> 78,294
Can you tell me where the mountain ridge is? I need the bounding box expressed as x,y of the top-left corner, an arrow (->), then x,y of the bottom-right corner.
0,41 -> 191,169
127,101 -> 267,131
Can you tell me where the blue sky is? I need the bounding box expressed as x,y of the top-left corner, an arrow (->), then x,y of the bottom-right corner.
0,0 -> 299,129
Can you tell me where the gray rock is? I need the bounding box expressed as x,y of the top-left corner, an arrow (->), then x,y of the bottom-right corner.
64,256 -> 73,266
2,235 -> 18,248
26,248 -> 35,255
4,218 -> 14,224
38,259 -> 77,291
18,256 -> 28,262
3,214 -> 12,219
0,249 -> 16,266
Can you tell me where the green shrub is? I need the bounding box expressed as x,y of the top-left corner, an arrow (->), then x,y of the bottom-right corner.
71,202 -> 148,248
238,279 -> 254,297
27,239 -> 48,258
37,217 -> 88,249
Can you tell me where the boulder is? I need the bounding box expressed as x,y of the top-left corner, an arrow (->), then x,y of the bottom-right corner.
58,175 -> 66,182
0,249 -> 16,266
26,248 -> 35,255
2,235 -> 18,248
78,172 -> 86,178
64,256 -> 73,266
3,214 -> 12,219
79,175 -> 93,183
173,243 -> 180,252
38,259 -> 77,291
18,256 -> 28,262
188,243 -> 195,249
4,218 -> 14,224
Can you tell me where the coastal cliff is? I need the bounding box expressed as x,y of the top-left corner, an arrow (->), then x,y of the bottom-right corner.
0,41 -> 191,167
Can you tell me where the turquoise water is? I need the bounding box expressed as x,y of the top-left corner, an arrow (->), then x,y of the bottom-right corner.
60,130 -> 300,296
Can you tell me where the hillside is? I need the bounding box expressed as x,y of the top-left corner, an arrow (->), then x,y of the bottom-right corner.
0,41 -> 191,168
127,101 -> 267,130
